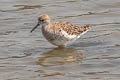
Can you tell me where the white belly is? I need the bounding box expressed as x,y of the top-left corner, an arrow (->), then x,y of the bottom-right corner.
41,28 -> 76,46
41,26 -> 88,47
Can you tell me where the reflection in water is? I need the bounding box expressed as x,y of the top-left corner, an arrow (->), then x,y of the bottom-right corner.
36,48 -> 86,67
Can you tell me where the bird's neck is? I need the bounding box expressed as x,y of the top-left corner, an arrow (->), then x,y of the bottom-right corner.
42,22 -> 51,31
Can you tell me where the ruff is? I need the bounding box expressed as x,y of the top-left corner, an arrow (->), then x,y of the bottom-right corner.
31,14 -> 90,47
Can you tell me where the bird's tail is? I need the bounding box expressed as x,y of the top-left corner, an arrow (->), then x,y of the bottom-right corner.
83,25 -> 91,31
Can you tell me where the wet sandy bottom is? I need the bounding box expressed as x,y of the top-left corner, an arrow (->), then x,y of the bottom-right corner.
0,0 -> 120,80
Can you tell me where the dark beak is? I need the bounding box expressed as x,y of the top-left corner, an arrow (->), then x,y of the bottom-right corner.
30,23 -> 40,33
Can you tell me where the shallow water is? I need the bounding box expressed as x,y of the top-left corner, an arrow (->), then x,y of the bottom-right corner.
0,0 -> 120,80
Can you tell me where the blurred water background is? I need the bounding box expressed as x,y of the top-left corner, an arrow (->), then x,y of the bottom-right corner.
0,0 -> 120,80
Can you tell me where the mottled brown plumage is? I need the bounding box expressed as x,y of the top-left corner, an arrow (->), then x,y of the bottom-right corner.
31,14 -> 90,47
51,21 -> 90,35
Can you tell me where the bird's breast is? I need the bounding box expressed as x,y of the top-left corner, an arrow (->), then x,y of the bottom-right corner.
41,26 -> 55,41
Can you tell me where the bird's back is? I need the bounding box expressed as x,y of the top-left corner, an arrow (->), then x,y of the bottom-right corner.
50,21 -> 90,36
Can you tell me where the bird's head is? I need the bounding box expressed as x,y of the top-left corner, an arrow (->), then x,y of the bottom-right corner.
30,14 -> 50,32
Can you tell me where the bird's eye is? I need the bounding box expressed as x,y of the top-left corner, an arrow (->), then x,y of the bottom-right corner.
38,18 -> 43,21
41,19 -> 44,22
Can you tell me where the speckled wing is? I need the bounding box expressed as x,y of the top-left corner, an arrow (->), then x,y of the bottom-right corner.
52,21 -> 90,35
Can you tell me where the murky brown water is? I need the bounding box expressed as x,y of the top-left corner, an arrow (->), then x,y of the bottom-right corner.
0,0 -> 120,80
